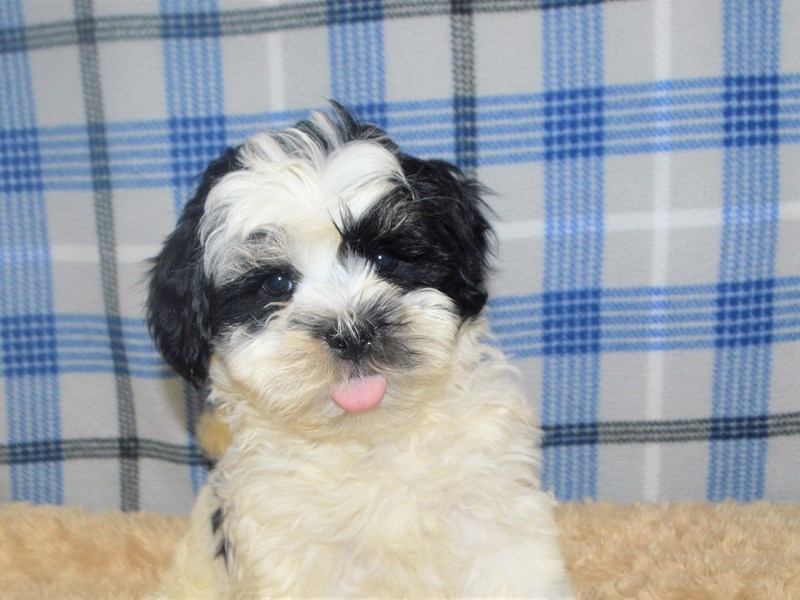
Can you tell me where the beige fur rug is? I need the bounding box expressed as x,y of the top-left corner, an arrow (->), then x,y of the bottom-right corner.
1,501 -> 798,599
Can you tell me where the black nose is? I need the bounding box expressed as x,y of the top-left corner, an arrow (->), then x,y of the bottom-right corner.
324,320 -> 376,362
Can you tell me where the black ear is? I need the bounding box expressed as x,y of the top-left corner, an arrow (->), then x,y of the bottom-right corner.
401,156 -> 494,318
147,146 -> 241,386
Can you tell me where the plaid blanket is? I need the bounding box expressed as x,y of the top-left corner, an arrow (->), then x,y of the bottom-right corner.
1,0 -> 798,513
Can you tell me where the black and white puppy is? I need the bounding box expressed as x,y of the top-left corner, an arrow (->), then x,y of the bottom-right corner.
147,105 -> 574,598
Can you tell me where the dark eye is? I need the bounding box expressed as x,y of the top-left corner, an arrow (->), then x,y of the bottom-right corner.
373,251 -> 399,274
261,271 -> 294,298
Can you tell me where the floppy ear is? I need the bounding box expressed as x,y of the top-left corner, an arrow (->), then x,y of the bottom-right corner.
147,146 -> 241,386
402,156 -> 494,318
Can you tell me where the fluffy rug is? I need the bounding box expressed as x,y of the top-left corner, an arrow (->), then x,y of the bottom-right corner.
1,501 -> 798,599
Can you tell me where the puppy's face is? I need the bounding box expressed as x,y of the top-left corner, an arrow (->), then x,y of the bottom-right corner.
148,108 -> 491,436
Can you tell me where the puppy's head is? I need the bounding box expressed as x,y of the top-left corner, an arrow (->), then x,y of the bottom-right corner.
148,105 -> 492,436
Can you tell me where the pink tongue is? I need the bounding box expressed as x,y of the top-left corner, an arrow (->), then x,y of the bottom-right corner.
332,375 -> 388,413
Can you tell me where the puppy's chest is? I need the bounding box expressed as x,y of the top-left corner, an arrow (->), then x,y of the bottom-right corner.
216,442 -> 479,596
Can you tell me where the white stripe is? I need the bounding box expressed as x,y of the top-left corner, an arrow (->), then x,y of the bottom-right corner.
494,200 -> 800,242
643,0 -> 673,503
50,244 -> 158,264
267,31 -> 286,111
51,202 -> 800,264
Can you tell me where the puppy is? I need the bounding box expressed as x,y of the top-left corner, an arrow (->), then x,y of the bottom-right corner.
147,105 -> 574,598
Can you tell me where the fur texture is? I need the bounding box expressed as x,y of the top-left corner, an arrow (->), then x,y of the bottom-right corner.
3,502 -> 800,599
147,105 -> 573,598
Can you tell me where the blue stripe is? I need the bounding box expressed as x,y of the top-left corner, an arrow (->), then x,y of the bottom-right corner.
709,0 -> 782,502
1,77 -> 798,191
539,2 -> 604,501
1,277 -> 796,383
161,0 -> 227,216
489,277 -> 800,357
0,0 -> 61,504
159,0 -> 226,492
328,0 -> 388,128
1,1 -> 798,508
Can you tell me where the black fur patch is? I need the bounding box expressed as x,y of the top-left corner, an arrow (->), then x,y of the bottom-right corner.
295,297 -> 422,372
211,263 -> 301,334
147,146 -> 242,386
215,538 -> 228,567
210,506 -> 229,567
341,158 -> 492,318
211,506 -> 223,534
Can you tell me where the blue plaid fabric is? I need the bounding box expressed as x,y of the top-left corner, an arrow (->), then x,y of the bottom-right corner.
1,0 -> 799,512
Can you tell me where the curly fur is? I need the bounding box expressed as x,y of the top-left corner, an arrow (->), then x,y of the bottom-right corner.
4,502 -> 799,599
147,105 -> 573,598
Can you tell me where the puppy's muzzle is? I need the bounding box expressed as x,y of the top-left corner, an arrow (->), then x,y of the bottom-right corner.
324,318 -> 376,362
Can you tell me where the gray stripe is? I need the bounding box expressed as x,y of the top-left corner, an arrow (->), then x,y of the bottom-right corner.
1,411 -> 797,467
450,0 -> 478,176
0,438 -> 206,466
542,412 -> 800,446
600,413 -> 800,443
1,0 -> 639,54
74,0 -> 139,512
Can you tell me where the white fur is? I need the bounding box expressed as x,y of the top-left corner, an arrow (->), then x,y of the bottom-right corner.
152,114 -> 574,599
200,118 -> 403,286
154,323 -> 574,598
